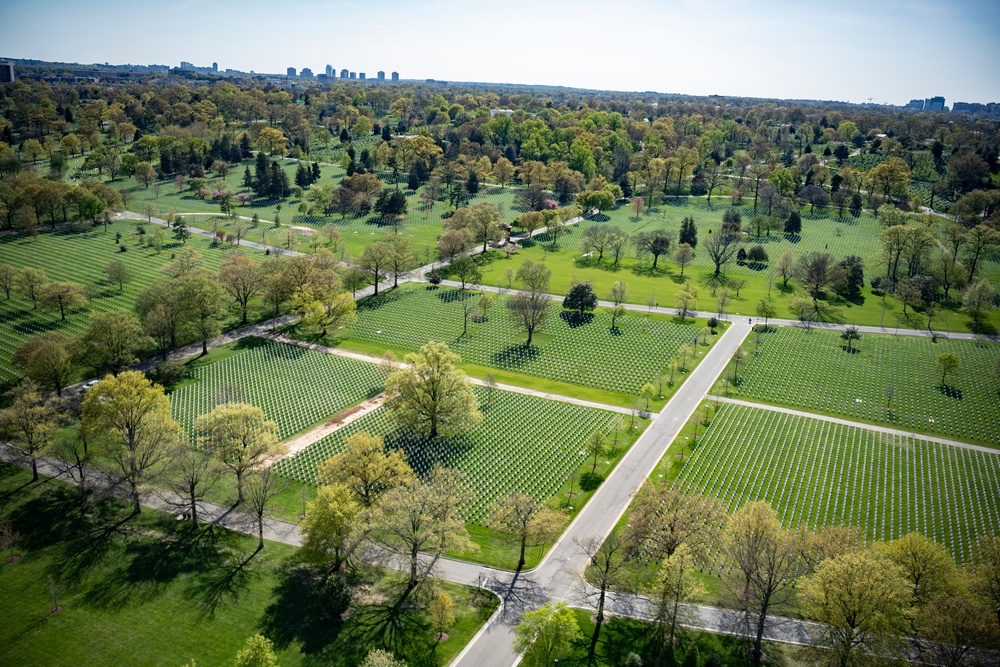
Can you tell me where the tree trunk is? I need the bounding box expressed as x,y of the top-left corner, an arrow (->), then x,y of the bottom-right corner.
588,586 -> 606,666
190,490 -> 199,527
518,537 -> 527,570
202,337 -> 208,355
236,473 -> 245,505
31,457 -> 39,482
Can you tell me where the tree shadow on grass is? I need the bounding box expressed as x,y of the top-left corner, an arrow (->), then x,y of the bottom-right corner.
937,385 -> 963,400
559,311 -> 594,328
260,562 -> 348,654
491,343 -> 540,369
186,543 -> 262,618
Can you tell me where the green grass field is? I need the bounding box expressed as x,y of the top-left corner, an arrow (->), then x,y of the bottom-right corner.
673,403 -> 1000,562
169,337 -> 384,439
274,385 -> 622,524
730,327 -> 1000,446
0,220 -> 264,385
471,200 -> 1000,333
311,283 -> 708,397
0,466 -> 495,667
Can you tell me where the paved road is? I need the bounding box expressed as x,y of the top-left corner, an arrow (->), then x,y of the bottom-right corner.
450,320 -> 753,667
709,396 -> 1000,455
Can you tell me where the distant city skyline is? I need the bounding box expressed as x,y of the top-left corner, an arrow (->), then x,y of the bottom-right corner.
4,0 -> 999,105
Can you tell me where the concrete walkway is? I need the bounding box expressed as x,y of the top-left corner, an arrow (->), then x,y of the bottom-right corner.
709,395 -> 1000,455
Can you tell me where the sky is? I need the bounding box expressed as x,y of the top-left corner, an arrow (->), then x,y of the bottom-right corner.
4,0 -> 1000,105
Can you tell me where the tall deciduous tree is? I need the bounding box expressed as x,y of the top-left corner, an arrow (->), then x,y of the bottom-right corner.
653,543 -> 705,657
178,270 -> 227,354
802,550 -> 913,666
508,260 -> 551,346
243,467 -> 288,550
487,492 -> 564,570
75,310 -> 151,376
513,601 -> 581,667
38,281 -> 85,320
384,341 -> 481,439
723,501 -> 799,666
370,466 -> 475,599
300,482 -> 363,570
12,332 -> 72,397
318,431 -> 415,507
219,254 -> 266,325
702,231 -> 740,277
195,402 -> 283,505
81,371 -> 178,514
0,380 -> 59,482
623,485 -> 727,561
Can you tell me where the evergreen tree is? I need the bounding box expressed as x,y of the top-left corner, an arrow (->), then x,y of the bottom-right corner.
339,128 -> 349,143
467,171 -> 479,195
784,210 -> 802,235
407,170 -> 420,191
242,166 -> 254,189
295,163 -> 310,188
382,125 -> 392,141
679,216 -> 698,248
311,162 -> 321,184
619,176 -> 632,198
254,152 -> 270,197
240,133 -> 252,158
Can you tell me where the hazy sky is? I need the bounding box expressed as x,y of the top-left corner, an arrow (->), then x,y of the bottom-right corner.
4,0 -> 999,105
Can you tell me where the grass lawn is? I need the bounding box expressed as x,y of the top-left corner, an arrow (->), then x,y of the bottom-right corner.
674,403 -> 1000,563
0,465 -> 496,667
728,326 -> 1000,446
295,283 -> 721,399
0,219 -> 266,387
567,606 -> 808,667
470,200 -> 1000,334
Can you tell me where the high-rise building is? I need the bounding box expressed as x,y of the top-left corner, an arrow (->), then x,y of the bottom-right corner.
325,64 -> 333,77
349,72 -> 356,79
924,96 -> 946,112
287,67 -> 297,77
340,69 -> 349,79
377,71 -> 385,81
391,71 -> 399,82
301,67 -> 314,78
904,99 -> 924,111
212,62 -> 218,72
359,72 -> 365,80
0,61 -> 15,83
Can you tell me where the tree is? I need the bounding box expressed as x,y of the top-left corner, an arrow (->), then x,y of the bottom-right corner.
81,371 -> 178,514
679,215 -> 698,248
513,602 -> 581,667
300,482 -> 362,569
0,380 -> 59,482
385,342 -> 482,439
896,277 -> 923,316
15,267 -> 47,309
438,227 -> 473,261
796,252 -> 833,301
487,492 -> 563,570
317,431 -> 415,507
630,196 -> 645,219
165,444 -> 218,529
784,210 -> 802,235
0,263 -> 16,299
359,241 -> 392,296
972,535 -> 1000,627
449,255 -> 482,290
219,254 -> 266,325
195,402 -> 283,505
12,332 -> 73,397
730,348 -> 747,382
244,467 -> 288,550
623,485 -> 727,562
360,650 -> 406,667
178,270 -> 227,354
674,282 -> 699,322
666,244 -> 693,282
563,280 -> 597,318
75,310 -> 151,376
233,633 -> 278,667
508,261 -> 551,346
429,592 -> 455,641
840,326 -> 861,351
104,259 -> 131,293
634,229 -> 675,270
723,501 -> 799,666
295,288 -> 356,337
134,161 -> 158,188
653,543 -> 705,657
579,532 -> 633,665
774,250 -> 795,289
962,280 -> 995,323
370,466 -> 475,598
915,590 -> 997,667
877,532 -> 956,606
703,231 -> 740,277
961,225 -> 1000,282
802,551 -> 913,667
936,353 -> 959,387
755,299 -> 776,329
39,281 -> 85,321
